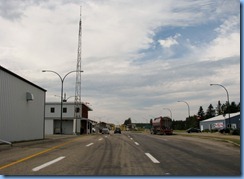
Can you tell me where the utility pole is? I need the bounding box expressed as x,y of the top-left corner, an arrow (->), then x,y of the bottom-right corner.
74,6 -> 83,134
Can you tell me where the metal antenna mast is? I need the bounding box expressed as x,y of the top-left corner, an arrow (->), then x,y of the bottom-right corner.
74,6 -> 82,134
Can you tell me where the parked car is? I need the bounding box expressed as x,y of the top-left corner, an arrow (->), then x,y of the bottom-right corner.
92,128 -> 96,133
186,128 -> 201,133
114,128 -> 121,134
102,128 -> 110,134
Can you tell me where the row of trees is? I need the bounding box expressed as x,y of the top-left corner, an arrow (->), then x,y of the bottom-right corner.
123,101 -> 240,130
197,101 -> 240,120
172,101 -> 240,130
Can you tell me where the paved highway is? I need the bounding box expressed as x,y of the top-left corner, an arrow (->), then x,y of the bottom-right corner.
0,132 -> 240,176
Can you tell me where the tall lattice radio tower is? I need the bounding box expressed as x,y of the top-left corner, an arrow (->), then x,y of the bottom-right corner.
74,7 -> 82,134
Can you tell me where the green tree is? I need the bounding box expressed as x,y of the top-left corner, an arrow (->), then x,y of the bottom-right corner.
124,118 -> 132,125
205,104 -> 215,119
222,101 -> 232,117
172,120 -> 186,130
229,101 -> 239,113
197,106 -> 205,120
216,100 -> 223,115
185,116 -> 199,129
237,102 -> 240,111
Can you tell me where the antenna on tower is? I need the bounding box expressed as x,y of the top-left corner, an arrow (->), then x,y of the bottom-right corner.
74,6 -> 83,135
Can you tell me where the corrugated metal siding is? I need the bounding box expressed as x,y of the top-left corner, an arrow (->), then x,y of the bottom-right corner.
200,119 -> 226,130
45,119 -> 53,135
0,69 -> 45,142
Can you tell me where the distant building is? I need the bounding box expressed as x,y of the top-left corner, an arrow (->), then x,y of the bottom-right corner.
0,66 -> 46,143
199,112 -> 240,131
45,102 -> 94,135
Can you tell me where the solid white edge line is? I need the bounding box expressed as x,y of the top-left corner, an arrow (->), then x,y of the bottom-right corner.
86,143 -> 94,147
145,153 -> 160,163
32,156 -> 65,171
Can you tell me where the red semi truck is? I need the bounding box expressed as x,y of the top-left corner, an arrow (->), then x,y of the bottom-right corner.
150,116 -> 173,135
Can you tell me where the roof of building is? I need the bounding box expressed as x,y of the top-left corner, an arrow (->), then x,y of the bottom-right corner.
0,66 -> 46,92
201,112 -> 240,122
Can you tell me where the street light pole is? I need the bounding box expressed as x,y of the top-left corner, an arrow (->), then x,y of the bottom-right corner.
177,101 -> 190,119
163,108 -> 172,119
42,70 -> 83,134
210,83 -> 230,127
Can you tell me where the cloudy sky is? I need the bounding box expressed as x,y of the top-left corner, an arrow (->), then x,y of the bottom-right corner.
0,0 -> 240,124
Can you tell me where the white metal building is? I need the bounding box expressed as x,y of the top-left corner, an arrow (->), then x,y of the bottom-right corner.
199,112 -> 240,131
0,66 -> 46,143
45,102 -> 93,135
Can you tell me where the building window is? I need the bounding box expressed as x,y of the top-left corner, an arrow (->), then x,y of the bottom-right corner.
75,107 -> 80,113
50,107 -> 55,113
63,107 -> 67,113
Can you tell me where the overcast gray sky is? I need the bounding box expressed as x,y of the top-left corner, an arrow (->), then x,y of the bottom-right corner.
0,0 -> 240,124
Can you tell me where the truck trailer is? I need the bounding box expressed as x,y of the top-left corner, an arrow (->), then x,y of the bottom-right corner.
150,116 -> 173,135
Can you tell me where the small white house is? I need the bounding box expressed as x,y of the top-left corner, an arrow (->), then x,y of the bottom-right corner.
45,102 -> 93,135
0,66 -> 46,143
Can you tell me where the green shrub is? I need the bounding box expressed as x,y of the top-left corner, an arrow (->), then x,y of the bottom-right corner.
232,129 -> 240,135
211,129 -> 218,133
202,129 -> 210,132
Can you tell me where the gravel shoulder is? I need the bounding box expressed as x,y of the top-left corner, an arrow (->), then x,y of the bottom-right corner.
173,131 -> 240,147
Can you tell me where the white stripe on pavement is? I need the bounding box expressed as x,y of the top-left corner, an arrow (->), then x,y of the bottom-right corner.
145,153 -> 160,163
86,143 -> 94,147
98,138 -> 103,141
32,156 -> 65,171
134,142 -> 139,145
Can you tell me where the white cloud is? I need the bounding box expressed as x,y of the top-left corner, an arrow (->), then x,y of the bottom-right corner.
201,15 -> 240,60
158,33 -> 181,48
0,0 -> 240,123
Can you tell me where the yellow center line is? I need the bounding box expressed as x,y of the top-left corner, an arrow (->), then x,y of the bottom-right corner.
0,137 -> 80,170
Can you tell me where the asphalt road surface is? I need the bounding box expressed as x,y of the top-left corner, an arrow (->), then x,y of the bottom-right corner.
0,132 -> 240,176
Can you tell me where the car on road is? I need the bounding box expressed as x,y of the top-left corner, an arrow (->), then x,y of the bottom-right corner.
101,128 -> 110,134
114,128 -> 121,134
186,128 -> 201,133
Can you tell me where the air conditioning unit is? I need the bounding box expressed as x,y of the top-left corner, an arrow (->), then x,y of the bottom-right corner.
26,92 -> 34,101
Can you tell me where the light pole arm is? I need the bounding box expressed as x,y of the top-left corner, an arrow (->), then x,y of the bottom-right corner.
163,108 -> 172,119
63,70 -> 83,82
210,83 -> 230,126
42,70 -> 83,82
178,101 -> 190,118
210,84 -> 229,104
42,70 -> 62,82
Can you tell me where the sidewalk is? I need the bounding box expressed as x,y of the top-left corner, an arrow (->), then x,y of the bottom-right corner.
44,134 -> 79,140
0,134 -> 79,149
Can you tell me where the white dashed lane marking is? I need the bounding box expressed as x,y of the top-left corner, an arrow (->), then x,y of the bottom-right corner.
32,156 -> 65,171
86,143 -> 94,147
145,153 -> 160,163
